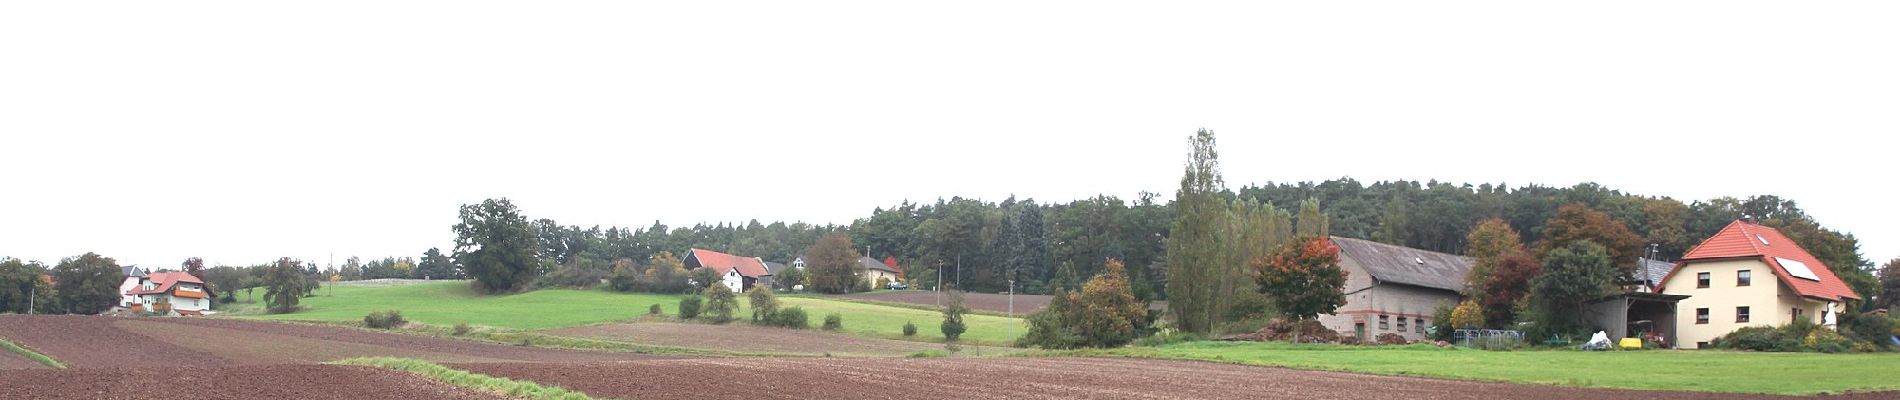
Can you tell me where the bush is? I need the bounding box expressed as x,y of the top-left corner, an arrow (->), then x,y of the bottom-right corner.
532,260 -> 610,289
678,295 -> 703,320
941,291 -> 968,341
903,321 -> 918,337
747,286 -> 779,323
703,286 -> 737,323
761,307 -> 810,329
823,313 -> 843,331
1708,319 -> 1867,352
1429,302 -> 1455,341
1805,327 -> 1854,353
1839,312 -> 1896,348
452,322 -> 472,336
364,310 -> 407,329
648,303 -> 663,315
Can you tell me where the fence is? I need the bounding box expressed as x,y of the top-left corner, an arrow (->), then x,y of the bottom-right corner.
1453,329 -> 1524,349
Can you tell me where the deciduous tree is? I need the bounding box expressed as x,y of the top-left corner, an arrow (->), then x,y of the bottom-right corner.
453,198 -> 541,293
1251,236 -> 1348,321
1524,241 -> 1617,336
52,252 -> 122,314
263,257 -> 307,314
1538,204 -> 1642,277
805,233 -> 864,294
1166,128 -> 1232,334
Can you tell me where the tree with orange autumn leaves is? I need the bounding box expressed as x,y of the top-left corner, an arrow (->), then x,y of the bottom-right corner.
1251,236 -> 1349,321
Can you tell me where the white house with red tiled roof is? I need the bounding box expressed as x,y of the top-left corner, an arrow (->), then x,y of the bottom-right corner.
126,271 -> 215,316
117,266 -> 149,309
683,249 -> 771,293
1659,220 -> 1861,348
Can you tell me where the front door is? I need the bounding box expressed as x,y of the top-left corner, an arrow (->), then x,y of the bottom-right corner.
1354,322 -> 1366,341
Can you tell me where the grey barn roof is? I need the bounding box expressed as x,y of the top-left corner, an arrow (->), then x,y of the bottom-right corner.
1634,258 -> 1675,287
1330,236 -> 1473,292
763,261 -> 790,276
859,257 -> 899,273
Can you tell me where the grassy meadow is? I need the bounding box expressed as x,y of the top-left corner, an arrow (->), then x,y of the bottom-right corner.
228,281 -> 1025,345
1038,341 -> 1900,395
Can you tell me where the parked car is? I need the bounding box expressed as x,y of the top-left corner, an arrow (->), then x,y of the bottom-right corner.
885,281 -> 909,290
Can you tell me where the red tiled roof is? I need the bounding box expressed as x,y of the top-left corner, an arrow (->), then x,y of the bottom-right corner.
1662,220 -> 1860,302
126,272 -> 206,296
688,249 -> 770,278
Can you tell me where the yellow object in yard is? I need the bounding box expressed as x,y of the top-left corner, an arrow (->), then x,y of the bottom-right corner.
1618,338 -> 1643,349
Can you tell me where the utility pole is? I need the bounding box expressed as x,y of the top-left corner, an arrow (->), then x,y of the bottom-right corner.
1007,277 -> 1015,340
27,284 -> 35,315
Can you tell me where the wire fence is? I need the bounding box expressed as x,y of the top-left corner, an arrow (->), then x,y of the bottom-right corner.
1453,329 -> 1525,349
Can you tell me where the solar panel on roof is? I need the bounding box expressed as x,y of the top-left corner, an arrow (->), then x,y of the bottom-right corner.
1776,257 -> 1820,281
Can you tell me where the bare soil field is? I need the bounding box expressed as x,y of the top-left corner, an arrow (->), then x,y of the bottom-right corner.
836,290 -> 1053,314
456,357 -> 1886,400
0,364 -> 505,400
546,322 -> 967,356
0,348 -> 49,369
0,315 -> 664,368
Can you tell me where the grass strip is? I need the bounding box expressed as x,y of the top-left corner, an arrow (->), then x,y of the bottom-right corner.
332,357 -> 595,400
0,338 -> 65,369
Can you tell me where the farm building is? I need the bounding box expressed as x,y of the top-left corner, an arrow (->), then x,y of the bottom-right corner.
1582,257 -> 1688,347
117,266 -> 149,309
1659,219 -> 1860,348
758,260 -> 790,289
1317,237 -> 1473,342
125,271 -> 214,315
683,248 -> 771,293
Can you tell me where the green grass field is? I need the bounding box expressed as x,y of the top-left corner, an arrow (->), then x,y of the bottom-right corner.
1041,341 -> 1900,395
229,281 -> 1024,345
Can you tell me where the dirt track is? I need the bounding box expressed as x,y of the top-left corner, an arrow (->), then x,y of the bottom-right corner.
547,322 -> 972,356
455,357 -> 1885,400
0,365 -> 505,400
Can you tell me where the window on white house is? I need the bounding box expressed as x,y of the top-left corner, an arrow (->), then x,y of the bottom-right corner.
1737,270 -> 1751,287
1736,306 -> 1750,323
1697,272 -> 1711,288
1696,308 -> 1710,324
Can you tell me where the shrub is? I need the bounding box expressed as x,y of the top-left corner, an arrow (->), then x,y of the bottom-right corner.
1449,300 -> 1484,330
1805,327 -> 1854,353
1839,312 -> 1896,348
452,322 -> 472,336
648,303 -> 663,315
364,310 -> 407,329
703,286 -> 737,323
941,291 -> 968,341
678,295 -> 703,319
762,307 -> 810,329
1429,302 -> 1455,341
747,286 -> 779,323
903,321 -> 918,337
823,313 -> 843,331
532,260 -> 611,289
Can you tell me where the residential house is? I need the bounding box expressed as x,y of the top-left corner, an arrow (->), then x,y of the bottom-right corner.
117,266 -> 149,309
683,248 -> 771,293
1318,237 -> 1473,341
125,271 -> 214,316
860,257 -> 901,287
1660,219 -> 1861,348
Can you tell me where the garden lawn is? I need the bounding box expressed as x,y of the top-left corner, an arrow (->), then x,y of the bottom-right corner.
230,282 -> 1025,345
1050,341 -> 1900,395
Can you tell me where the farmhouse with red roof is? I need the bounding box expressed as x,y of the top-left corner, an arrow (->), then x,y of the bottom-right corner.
125,271 -> 215,316
1659,219 -> 1860,348
683,248 -> 771,293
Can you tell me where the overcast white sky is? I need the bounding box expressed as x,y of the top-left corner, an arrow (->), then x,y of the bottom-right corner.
3,1 -> 1896,269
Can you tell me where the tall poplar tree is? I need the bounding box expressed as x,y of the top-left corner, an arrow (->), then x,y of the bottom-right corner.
1166,129 -> 1231,334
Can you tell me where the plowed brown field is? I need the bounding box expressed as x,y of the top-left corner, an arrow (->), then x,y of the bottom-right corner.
0,365 -> 505,400
455,357 -> 1882,400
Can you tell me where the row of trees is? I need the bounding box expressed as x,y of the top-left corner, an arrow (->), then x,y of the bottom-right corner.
0,254 -> 121,315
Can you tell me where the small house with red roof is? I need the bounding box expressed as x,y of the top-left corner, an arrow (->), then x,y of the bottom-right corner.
1660,219 -> 1861,348
683,249 -> 771,293
126,271 -> 215,316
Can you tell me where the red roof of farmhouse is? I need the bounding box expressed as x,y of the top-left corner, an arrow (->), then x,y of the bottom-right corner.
1662,220 -> 1859,302
688,249 -> 770,278
126,272 -> 207,296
